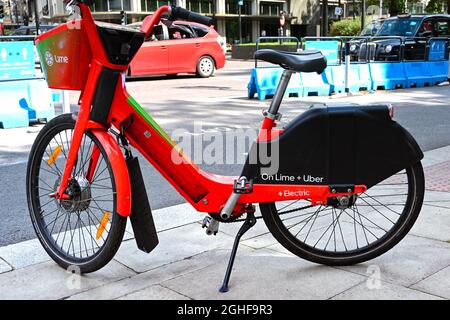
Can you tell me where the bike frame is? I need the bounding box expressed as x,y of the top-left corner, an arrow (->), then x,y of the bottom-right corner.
53,4 -> 366,218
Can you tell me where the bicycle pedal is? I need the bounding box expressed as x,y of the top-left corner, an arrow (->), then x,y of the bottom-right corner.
204,218 -> 220,236
202,216 -> 211,229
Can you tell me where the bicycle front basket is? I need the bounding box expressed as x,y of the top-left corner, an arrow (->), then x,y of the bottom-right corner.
36,20 -> 92,90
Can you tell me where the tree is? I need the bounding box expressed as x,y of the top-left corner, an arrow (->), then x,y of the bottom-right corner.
425,0 -> 449,13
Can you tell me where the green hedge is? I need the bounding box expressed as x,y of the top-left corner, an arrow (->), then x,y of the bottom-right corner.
330,18 -> 362,36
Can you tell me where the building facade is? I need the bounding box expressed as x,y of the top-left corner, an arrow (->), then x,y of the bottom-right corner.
33,0 -> 291,43
6,0 -> 432,41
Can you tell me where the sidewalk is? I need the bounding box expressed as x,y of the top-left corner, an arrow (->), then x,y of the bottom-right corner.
1,146 -> 450,300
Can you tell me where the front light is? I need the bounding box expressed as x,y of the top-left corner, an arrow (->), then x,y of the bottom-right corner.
350,44 -> 357,52
385,45 -> 393,53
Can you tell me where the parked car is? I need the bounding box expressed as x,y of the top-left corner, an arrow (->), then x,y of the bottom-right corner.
128,19 -> 226,78
348,19 -> 385,61
360,18 -> 385,36
357,14 -> 450,61
10,25 -> 55,36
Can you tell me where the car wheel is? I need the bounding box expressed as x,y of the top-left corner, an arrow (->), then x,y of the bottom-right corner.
196,56 -> 215,78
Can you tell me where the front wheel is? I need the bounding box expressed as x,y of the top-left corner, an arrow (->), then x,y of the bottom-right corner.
196,56 -> 215,78
26,114 -> 126,273
260,162 -> 424,266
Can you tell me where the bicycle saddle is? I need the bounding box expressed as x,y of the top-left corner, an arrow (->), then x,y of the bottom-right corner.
255,49 -> 327,74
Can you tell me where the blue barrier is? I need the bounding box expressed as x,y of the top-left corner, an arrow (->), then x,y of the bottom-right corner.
248,67 -> 302,100
0,87 -> 30,128
301,71 -> 332,96
0,79 -> 55,128
428,60 -> 449,85
369,62 -> 407,90
330,64 -> 372,93
28,80 -> 55,121
249,36 -> 449,100
403,61 -> 432,88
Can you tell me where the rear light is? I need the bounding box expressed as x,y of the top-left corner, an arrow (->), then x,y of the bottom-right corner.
388,104 -> 395,119
217,36 -> 227,54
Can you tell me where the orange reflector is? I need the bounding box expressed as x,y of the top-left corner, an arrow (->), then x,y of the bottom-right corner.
47,145 -> 62,165
96,211 -> 110,240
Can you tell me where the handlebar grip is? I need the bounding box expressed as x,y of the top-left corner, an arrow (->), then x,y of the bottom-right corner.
170,6 -> 214,26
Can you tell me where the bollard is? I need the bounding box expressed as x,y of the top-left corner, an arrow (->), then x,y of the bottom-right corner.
62,90 -> 71,114
344,42 -> 350,94
445,39 -> 450,81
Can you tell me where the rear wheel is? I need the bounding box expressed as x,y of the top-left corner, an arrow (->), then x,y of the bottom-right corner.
260,162 -> 424,266
196,56 -> 215,78
26,114 -> 126,273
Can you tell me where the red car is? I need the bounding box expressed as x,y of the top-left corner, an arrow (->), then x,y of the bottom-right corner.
128,19 -> 226,78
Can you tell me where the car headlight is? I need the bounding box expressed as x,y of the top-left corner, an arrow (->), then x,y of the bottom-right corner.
350,44 -> 357,52
385,45 -> 393,53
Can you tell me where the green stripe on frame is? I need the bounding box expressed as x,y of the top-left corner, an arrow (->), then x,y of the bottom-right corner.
127,95 -> 176,147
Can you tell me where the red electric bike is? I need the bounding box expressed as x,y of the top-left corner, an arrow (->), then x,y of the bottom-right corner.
26,1 -> 425,292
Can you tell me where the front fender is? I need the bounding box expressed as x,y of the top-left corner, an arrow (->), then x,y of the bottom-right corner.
92,129 -> 132,217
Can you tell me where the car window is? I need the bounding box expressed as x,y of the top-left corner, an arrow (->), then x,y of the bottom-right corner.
191,25 -> 209,37
377,17 -> 422,36
168,24 -> 195,40
417,19 -> 436,37
146,25 -> 168,42
13,28 -> 26,35
436,20 -> 449,36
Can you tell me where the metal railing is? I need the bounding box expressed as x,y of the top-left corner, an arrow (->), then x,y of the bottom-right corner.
255,36 -> 301,68
0,35 -> 37,42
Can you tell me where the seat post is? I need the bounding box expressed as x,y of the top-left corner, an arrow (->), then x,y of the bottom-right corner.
267,69 -> 294,116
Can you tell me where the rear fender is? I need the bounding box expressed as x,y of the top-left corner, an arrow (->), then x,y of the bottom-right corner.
91,129 -> 132,217
242,104 -> 424,189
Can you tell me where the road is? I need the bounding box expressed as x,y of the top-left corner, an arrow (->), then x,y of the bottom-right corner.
0,60 -> 450,246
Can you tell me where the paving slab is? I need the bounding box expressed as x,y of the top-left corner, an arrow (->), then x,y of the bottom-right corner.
332,280 -> 442,300
0,258 -> 12,274
68,249 -> 225,300
125,203 -> 203,238
411,266 -> 450,299
162,248 -> 366,300
117,285 -> 190,300
334,235 -> 450,287
0,260 -> 136,300
241,231 -> 279,250
422,190 -> 450,209
422,146 -> 450,167
214,213 -> 271,242
410,199 -> 450,242
115,222 -> 234,273
0,238 -> 49,270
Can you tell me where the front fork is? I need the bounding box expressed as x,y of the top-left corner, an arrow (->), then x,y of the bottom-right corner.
54,61 -> 108,200
54,107 -> 93,200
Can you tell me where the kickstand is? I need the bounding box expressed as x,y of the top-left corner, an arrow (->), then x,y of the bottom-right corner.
219,212 -> 257,293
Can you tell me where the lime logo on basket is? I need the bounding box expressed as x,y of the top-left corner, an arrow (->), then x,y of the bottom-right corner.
44,50 -> 69,67
44,50 -> 54,66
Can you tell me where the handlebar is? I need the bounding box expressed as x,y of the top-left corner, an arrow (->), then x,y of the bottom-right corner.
169,6 -> 214,26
